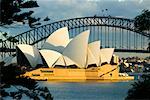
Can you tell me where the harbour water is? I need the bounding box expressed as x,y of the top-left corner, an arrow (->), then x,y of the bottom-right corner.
39,80 -> 134,100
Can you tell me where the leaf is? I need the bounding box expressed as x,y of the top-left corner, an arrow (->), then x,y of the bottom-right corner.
2,32 -> 8,37
134,9 -> 150,31
44,16 -> 50,21
0,0 -> 40,27
20,1 -> 39,8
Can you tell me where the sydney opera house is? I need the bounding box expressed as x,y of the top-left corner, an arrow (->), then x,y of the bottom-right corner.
3,27 -> 134,80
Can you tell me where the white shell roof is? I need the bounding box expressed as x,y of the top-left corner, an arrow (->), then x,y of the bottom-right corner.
42,27 -> 70,53
100,48 -> 114,64
15,27 -> 115,69
88,41 -> 101,66
86,48 -> 97,67
63,30 -> 90,68
54,56 -> 65,66
63,56 -> 78,66
17,44 -> 43,67
54,56 -> 77,66
40,49 -> 61,68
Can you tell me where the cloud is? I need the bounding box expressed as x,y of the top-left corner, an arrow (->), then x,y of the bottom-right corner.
1,0 -> 150,34
35,0 -> 150,21
35,0 -> 98,21
118,0 -> 125,2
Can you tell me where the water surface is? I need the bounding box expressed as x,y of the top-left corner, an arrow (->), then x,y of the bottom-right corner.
39,80 -> 134,100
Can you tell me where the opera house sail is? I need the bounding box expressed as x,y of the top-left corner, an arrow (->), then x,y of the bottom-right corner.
3,27 -> 134,80
42,27 -> 70,53
16,44 -> 43,67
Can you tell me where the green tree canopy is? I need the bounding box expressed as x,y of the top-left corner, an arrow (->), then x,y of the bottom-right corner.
0,62 -> 53,100
134,9 -> 150,32
134,9 -> 150,51
126,74 -> 150,99
0,0 -> 50,28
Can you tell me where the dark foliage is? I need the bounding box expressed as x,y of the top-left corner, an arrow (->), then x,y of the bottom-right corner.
6,36 -> 18,42
0,32 -> 19,43
44,16 -> 50,21
0,0 -> 49,28
13,76 -> 38,90
134,9 -> 150,31
0,89 -> 9,97
126,74 -> 150,99
21,1 -> 39,8
0,62 -> 53,100
1,63 -> 25,83
147,43 -> 150,51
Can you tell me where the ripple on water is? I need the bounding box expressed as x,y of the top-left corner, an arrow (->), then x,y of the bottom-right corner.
38,80 -> 134,100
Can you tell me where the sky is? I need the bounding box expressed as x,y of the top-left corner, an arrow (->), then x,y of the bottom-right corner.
0,0 -> 150,37
0,0 -> 150,57
35,0 -> 150,21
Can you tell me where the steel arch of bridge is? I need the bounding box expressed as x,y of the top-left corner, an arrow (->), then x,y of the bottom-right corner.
1,16 -> 150,58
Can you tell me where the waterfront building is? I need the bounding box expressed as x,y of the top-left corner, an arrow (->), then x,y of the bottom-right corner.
5,27 -> 134,80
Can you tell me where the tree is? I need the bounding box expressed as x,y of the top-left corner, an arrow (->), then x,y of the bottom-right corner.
148,42 -> 150,52
125,74 -> 150,99
0,62 -> 53,100
0,32 -> 19,43
0,0 -> 50,28
134,9 -> 150,32
0,1 -> 53,99
125,11 -> 150,99
134,9 -> 150,52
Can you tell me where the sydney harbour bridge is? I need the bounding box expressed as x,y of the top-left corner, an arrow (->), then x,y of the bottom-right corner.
0,16 -> 150,58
